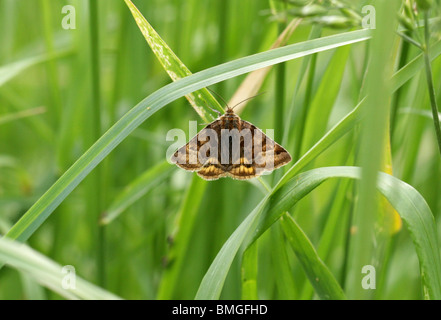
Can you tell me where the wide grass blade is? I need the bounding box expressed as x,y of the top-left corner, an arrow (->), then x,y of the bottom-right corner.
346,0 -> 400,299
0,237 -> 121,300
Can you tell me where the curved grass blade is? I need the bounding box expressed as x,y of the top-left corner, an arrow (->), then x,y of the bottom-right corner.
280,212 -> 346,300
0,237 -> 121,300
2,28 -> 373,256
197,166 -> 441,300
275,97 -> 366,190
300,45 -> 350,154
99,160 -> 175,225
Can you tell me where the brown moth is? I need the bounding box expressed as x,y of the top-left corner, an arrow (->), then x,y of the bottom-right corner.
171,107 -> 291,180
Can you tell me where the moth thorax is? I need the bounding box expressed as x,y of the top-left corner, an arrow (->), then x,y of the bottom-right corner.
222,114 -> 240,130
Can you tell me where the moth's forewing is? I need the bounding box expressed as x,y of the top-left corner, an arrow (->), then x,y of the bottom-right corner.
241,120 -> 292,176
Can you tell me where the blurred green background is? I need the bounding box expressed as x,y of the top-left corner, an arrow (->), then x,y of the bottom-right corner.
0,0 -> 441,300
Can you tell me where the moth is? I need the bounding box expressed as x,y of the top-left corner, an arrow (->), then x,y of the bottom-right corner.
171,104 -> 291,181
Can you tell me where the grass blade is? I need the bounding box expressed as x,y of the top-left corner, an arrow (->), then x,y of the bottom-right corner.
157,176 -> 207,299
195,195 -> 267,300
280,212 -> 346,300
0,237 -> 121,300
241,241 -> 258,300
346,0 -> 400,299
391,39 -> 441,92
124,0 -> 223,121
100,161 -> 175,225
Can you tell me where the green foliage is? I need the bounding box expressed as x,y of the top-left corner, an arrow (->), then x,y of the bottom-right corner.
1,0 -> 441,300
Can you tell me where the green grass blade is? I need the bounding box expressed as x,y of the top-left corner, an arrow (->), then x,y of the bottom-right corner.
2,28 -> 373,255
280,212 -> 346,300
301,45 -> 350,154
157,176 -> 207,299
391,39 -> 441,92
0,88 -> 53,142
241,241 -> 258,300
269,222 -> 298,299
19,273 -> 46,300
124,0 -> 223,121
0,237 -> 121,300
100,160 -> 175,225
275,98 -> 366,191
195,195 -> 267,300
283,25 -> 322,152
346,0 -> 400,299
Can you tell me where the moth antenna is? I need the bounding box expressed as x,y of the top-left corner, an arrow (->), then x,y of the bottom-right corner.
231,91 -> 266,111
207,87 -> 228,113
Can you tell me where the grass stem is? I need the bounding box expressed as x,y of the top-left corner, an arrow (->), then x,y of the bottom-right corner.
88,0 -> 106,288
423,11 -> 441,158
